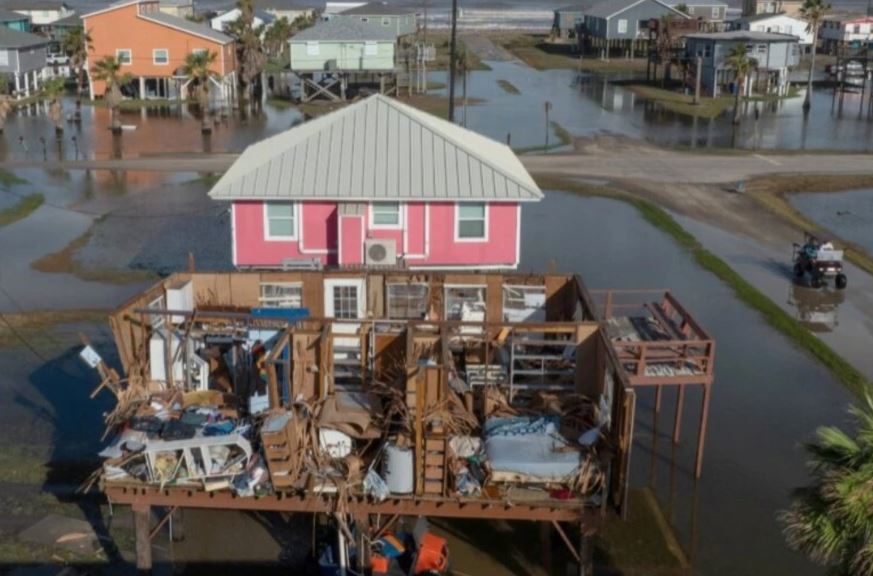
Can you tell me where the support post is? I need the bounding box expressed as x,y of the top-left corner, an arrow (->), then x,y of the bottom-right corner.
134,505 -> 153,573
694,56 -> 702,105
673,385 -> 685,444
578,530 -> 592,576
139,76 -> 146,99
694,382 -> 711,478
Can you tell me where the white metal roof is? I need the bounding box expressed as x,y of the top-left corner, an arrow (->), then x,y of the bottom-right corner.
208,94 -> 543,203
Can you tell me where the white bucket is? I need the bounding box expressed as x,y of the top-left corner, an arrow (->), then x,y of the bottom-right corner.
382,443 -> 414,494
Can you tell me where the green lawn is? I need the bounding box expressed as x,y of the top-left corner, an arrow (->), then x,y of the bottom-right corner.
0,193 -> 43,227
497,79 -> 520,94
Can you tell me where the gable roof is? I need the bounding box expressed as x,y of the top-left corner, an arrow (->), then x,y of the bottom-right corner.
338,2 -> 416,16
84,1 -> 234,43
139,11 -> 235,42
586,0 -> 689,19
292,18 -> 398,41
2,1 -> 67,10
208,94 -> 543,203
0,25 -> 49,48
0,7 -> 27,21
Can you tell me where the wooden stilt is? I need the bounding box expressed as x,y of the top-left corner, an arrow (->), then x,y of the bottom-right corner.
540,521 -> 553,573
694,382 -> 712,479
673,385 -> 685,444
654,384 -> 663,413
134,505 -> 152,574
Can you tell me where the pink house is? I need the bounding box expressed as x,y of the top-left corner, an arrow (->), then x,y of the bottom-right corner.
209,94 -> 543,270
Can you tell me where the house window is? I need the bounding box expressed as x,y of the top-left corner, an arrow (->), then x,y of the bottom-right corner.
445,286 -> 486,321
371,202 -> 400,227
688,5 -> 695,13
387,283 -> 428,319
853,24 -> 861,33
264,202 -> 297,239
260,282 -> 303,307
153,49 -> 169,65
0,50 -> 7,66
365,41 -> 378,56
756,43 -> 767,54
617,19 -> 627,33
306,41 -> 319,55
360,16 -> 369,22
192,48 -> 207,56
116,49 -> 132,65
503,285 -> 546,322
704,44 -> 712,57
332,285 -> 359,319
712,6 -> 719,17
455,203 -> 486,240
381,18 -> 390,25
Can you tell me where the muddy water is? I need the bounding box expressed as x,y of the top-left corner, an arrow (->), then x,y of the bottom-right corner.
431,60 -> 873,151
0,100 -> 303,162
521,192 -> 851,576
791,188 -> 873,255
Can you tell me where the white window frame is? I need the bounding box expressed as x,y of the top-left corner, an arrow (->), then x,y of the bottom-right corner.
444,284 -> 486,322
381,18 -> 390,26
364,40 -> 378,56
259,282 -> 303,308
192,48 -> 208,57
116,48 -> 132,65
263,202 -> 298,241
360,16 -> 369,22
386,283 -> 429,319
617,19 -> 627,34
454,202 -> 488,242
305,41 -> 319,56
711,6 -> 719,18
153,48 -> 169,65
370,201 -> 402,229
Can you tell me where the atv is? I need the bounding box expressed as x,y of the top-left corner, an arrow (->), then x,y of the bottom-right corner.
793,231 -> 847,290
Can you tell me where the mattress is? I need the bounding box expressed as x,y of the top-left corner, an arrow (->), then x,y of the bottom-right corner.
484,416 -> 581,483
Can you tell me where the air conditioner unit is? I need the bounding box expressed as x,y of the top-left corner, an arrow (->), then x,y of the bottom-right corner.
365,238 -> 397,266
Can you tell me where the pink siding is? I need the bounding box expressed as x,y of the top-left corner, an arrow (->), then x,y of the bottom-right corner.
339,215 -> 364,266
233,200 -> 520,269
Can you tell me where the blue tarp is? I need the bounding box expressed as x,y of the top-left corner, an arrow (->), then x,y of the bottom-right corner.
250,307 -> 310,322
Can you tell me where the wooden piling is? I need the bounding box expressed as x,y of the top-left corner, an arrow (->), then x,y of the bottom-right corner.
134,505 -> 152,573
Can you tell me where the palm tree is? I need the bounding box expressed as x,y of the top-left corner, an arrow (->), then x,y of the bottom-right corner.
726,44 -> 757,124
263,16 -> 293,60
229,0 -> 267,106
800,0 -> 831,111
0,77 -> 12,134
61,26 -> 92,115
91,55 -> 132,133
182,50 -> 220,134
40,77 -> 66,135
780,394 -> 873,576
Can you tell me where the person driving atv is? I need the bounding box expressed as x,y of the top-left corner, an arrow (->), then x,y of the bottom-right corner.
802,240 -> 819,260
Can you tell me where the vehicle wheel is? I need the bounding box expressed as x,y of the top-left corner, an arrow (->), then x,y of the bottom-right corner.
811,275 -> 824,288
793,263 -> 804,279
836,273 -> 848,290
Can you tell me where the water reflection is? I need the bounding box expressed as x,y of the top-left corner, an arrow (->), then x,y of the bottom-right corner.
430,60 -> 873,151
0,99 -> 304,162
788,282 -> 845,333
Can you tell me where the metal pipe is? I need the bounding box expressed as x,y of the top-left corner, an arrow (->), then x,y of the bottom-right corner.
448,0 -> 458,122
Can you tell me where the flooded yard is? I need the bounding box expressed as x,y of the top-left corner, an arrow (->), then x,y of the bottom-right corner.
791,188 -> 873,254
522,192 -> 849,576
429,59 -> 873,151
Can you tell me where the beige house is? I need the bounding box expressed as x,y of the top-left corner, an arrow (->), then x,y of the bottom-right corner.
158,0 -> 195,19
743,0 -> 803,17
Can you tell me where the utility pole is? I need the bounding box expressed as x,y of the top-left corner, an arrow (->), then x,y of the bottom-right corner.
448,0 -> 459,122
544,100 -> 552,150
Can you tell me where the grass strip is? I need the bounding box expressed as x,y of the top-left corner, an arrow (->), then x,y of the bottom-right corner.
0,170 -> 27,187
537,176 -> 871,398
0,193 -> 43,227
513,120 -> 574,155
497,79 -> 520,94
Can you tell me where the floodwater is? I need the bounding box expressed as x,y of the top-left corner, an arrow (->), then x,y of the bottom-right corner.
432,59 -> 873,151
791,188 -> 873,255
0,100 -> 303,162
521,192 -> 851,576
675,213 -> 873,381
